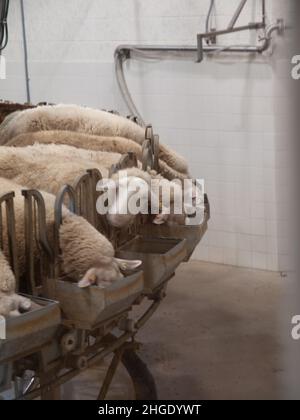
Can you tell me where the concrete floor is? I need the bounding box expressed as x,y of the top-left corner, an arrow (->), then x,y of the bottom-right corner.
65,261 -> 284,400
137,261 -> 284,400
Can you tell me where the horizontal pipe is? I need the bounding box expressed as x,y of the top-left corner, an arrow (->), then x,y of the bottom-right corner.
201,22 -> 264,39
114,20 -> 283,120
116,44 -> 258,54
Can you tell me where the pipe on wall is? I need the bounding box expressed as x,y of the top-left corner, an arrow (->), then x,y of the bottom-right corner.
20,0 -> 30,103
114,20 -> 284,126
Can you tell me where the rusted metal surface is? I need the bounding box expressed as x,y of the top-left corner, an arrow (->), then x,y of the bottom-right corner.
55,271 -> 144,330
0,296 -> 61,364
22,189 -> 54,296
138,194 -> 210,262
53,184 -> 144,329
117,236 -> 187,293
0,192 -> 20,287
0,108 -> 209,400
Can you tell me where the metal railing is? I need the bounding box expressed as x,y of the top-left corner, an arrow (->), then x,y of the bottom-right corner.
0,192 -> 19,290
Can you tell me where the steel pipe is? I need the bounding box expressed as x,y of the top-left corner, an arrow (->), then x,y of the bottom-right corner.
228,0 -> 248,29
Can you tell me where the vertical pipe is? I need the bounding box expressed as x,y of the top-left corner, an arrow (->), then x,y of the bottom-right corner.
262,0 -> 266,26
20,0 -> 30,103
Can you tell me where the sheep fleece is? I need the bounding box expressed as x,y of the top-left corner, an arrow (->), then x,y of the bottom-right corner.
0,104 -> 188,174
0,178 -> 114,281
6,130 -> 190,181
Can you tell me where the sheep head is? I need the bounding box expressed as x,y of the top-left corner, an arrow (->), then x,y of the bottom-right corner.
78,257 -> 142,288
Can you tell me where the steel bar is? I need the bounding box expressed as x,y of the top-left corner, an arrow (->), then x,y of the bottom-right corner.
228,0 -> 248,29
22,190 -> 54,296
97,350 -> 123,400
0,192 -> 20,288
262,0 -> 266,26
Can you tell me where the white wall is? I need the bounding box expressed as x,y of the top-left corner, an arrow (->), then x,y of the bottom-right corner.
0,0 -> 291,271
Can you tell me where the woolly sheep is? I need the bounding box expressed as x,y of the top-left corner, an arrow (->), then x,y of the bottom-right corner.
0,143 -> 122,187
106,167 -> 203,227
6,130 -> 189,181
0,178 -> 141,289
0,251 -> 31,317
0,144 -> 200,228
0,104 -> 188,174
0,145 -> 160,228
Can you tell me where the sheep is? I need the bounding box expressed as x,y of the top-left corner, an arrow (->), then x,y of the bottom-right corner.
0,251 -> 31,317
0,145 -> 149,226
6,130 -> 189,181
0,143 -> 122,188
0,178 -> 141,290
0,144 -> 201,228
104,167 -> 204,227
0,104 -> 189,175
0,145 -> 154,229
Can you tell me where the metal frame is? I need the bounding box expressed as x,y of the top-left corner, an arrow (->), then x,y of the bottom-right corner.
22,189 -> 54,296
114,0 -> 284,124
0,192 -> 19,288
0,149 -> 210,400
197,0 -> 268,62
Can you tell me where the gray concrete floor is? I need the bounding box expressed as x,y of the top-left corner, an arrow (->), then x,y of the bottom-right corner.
137,261 -> 284,400
66,261 -> 284,400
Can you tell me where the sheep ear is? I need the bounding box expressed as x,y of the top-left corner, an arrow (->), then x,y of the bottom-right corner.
78,273 -> 97,288
153,213 -> 168,225
115,258 -> 142,271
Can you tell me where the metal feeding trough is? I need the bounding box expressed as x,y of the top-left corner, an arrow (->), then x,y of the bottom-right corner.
0,107 -> 210,399
116,236 -> 187,294
54,185 -> 144,329
0,192 -> 61,368
0,295 -> 61,365
55,272 -> 143,330
139,194 -> 210,262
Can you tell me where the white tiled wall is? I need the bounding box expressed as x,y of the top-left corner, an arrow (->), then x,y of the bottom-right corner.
0,0 -> 291,271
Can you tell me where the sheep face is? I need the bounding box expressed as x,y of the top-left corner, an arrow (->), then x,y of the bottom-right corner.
78,257 -> 142,288
0,292 -> 31,317
98,175 -> 151,228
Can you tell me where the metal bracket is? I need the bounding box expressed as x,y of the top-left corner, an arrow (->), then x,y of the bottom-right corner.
197,0 -> 268,62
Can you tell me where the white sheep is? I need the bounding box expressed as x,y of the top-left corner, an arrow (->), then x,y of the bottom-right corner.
0,178 -> 141,290
0,104 -> 188,175
0,145 -> 153,228
0,144 -> 200,228
0,251 -> 31,317
6,130 -> 189,181
0,143 -> 122,187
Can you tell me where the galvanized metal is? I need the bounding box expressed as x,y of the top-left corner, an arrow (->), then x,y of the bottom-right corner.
117,236 -> 187,293
139,194 -> 210,262
0,295 -> 61,364
55,271 -> 144,330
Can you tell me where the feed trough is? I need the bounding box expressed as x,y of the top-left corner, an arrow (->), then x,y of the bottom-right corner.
116,236 -> 187,293
0,295 -> 61,364
55,271 -> 144,330
139,194 -> 210,262
54,184 -> 144,330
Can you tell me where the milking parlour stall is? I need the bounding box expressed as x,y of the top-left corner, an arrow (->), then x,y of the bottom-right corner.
0,0 -> 299,407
